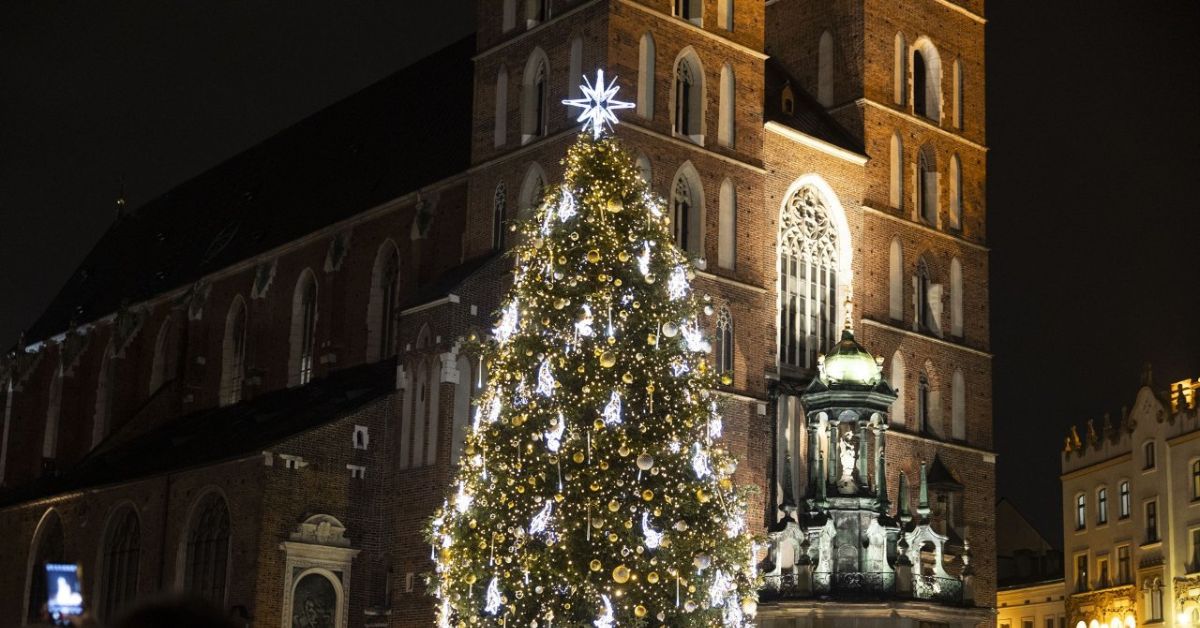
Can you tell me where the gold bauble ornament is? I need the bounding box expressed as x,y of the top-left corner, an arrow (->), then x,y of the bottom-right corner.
719,478 -> 733,490
612,564 -> 631,584
573,452 -> 586,464
647,571 -> 660,584
599,351 -> 617,368
696,488 -> 710,503
622,372 -> 634,384
593,419 -> 605,430
642,489 -> 655,501
590,482 -> 601,492
586,249 -> 601,263
608,500 -> 620,512
606,335 -> 616,346
557,255 -> 567,265
554,298 -> 567,310
599,460 -> 609,470
606,198 -> 624,213
634,605 -> 647,618
465,574 -> 477,585
618,444 -> 632,457
614,278 -> 623,286
646,334 -> 657,345
618,250 -> 630,262
590,559 -> 603,572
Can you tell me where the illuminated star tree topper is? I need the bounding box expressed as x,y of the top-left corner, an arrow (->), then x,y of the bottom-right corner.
562,68 -> 636,139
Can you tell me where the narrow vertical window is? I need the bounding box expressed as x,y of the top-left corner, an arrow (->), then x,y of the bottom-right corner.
949,154 -> 963,229
525,0 -> 548,28
894,33 -> 908,105
637,33 -> 656,119
915,257 -> 932,331
184,492 -> 230,605
917,372 -> 930,433
0,379 -> 12,486
1145,500 -> 1158,542
1076,494 -> 1086,530
719,0 -> 733,31
44,366 -> 64,460
674,0 -> 701,26
502,0 -> 516,32
889,132 -> 904,208
220,298 -> 247,406
425,358 -> 440,466
1144,441 -> 1156,469
717,178 -> 736,269
1117,545 -> 1130,584
522,50 -> 549,144
718,64 -> 735,147
494,66 -> 509,148
450,354 -> 473,465
953,58 -> 963,129
1119,481 -> 1130,518
889,352 -> 906,426
149,319 -> 177,394
100,506 -> 140,622
912,42 -> 942,122
367,243 -> 401,362
951,368 -> 965,440
493,183 -> 507,252
1075,554 -> 1088,592
817,31 -> 834,107
888,237 -> 903,320
1097,487 -> 1108,524
1192,459 -> 1200,499
92,343 -> 115,448
917,144 -> 938,225
672,174 -> 693,252
568,38 -> 583,98
950,257 -> 963,337
673,53 -> 704,144
716,307 -> 733,375
289,271 -> 319,387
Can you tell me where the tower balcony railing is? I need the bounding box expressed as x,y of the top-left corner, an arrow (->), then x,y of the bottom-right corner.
761,570 -> 965,606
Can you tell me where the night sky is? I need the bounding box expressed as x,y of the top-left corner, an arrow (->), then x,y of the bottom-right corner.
1,1 -> 1196,543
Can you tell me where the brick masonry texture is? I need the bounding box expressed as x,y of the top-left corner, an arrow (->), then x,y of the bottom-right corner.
0,0 -> 992,625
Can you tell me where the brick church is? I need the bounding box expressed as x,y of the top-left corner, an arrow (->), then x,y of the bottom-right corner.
0,0 -> 993,626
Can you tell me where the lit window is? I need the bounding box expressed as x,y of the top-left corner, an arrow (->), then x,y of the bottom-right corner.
1117,545 -> 1130,584
1193,460 -> 1200,500
1097,487 -> 1108,525
674,54 -> 704,143
716,308 -> 733,376
1144,441 -> 1156,469
778,186 -> 840,370
1076,493 -> 1086,530
917,145 -> 938,225
1119,481 -> 1130,518
1145,500 -> 1158,543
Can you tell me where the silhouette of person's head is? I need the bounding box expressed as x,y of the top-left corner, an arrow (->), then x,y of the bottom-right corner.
110,595 -> 239,628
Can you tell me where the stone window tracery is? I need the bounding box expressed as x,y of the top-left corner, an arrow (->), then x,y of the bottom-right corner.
716,307 -> 733,375
100,506 -> 140,622
183,491 -> 231,605
778,186 -> 839,370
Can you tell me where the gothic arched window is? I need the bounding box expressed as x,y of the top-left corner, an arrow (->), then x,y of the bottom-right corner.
522,50 -> 549,143
637,33 -> 656,119
100,506 -> 141,622
149,318 -> 178,394
184,492 -> 231,605
716,307 -> 733,375
778,186 -> 839,369
220,298 -> 247,406
1075,493 -> 1087,530
92,341 -> 115,448
916,257 -> 933,331
367,242 -> 401,362
718,178 -> 736,269
673,52 -> 704,143
493,183 -> 507,251
26,511 -> 65,623
912,40 -> 942,122
671,166 -> 704,255
949,153 -> 963,229
718,63 -> 735,147
525,0 -> 548,28
290,271 -> 318,387
568,37 -> 583,98
889,237 -> 903,320
894,32 -> 907,106
917,144 -> 937,225
889,132 -> 904,208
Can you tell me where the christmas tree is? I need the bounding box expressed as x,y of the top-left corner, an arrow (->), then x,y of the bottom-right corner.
429,71 -> 758,627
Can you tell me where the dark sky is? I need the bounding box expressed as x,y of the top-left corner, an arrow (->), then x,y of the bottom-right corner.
1,1 -> 1197,543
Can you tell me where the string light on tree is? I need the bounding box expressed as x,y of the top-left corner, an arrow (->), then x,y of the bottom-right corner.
427,65 -> 757,627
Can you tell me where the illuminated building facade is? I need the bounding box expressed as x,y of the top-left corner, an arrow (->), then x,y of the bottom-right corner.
1060,373 -> 1200,628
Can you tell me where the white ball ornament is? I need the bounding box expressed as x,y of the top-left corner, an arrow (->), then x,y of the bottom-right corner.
661,323 -> 678,338
636,453 -> 655,471
704,304 -> 714,316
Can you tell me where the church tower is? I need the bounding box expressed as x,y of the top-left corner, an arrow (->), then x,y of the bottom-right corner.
463,0 -> 993,619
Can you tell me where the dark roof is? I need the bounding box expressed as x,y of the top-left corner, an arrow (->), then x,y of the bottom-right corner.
0,359 -> 396,507
764,58 -> 864,156
24,37 -> 476,344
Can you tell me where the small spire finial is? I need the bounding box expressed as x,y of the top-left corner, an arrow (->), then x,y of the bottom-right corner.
843,292 -> 854,333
